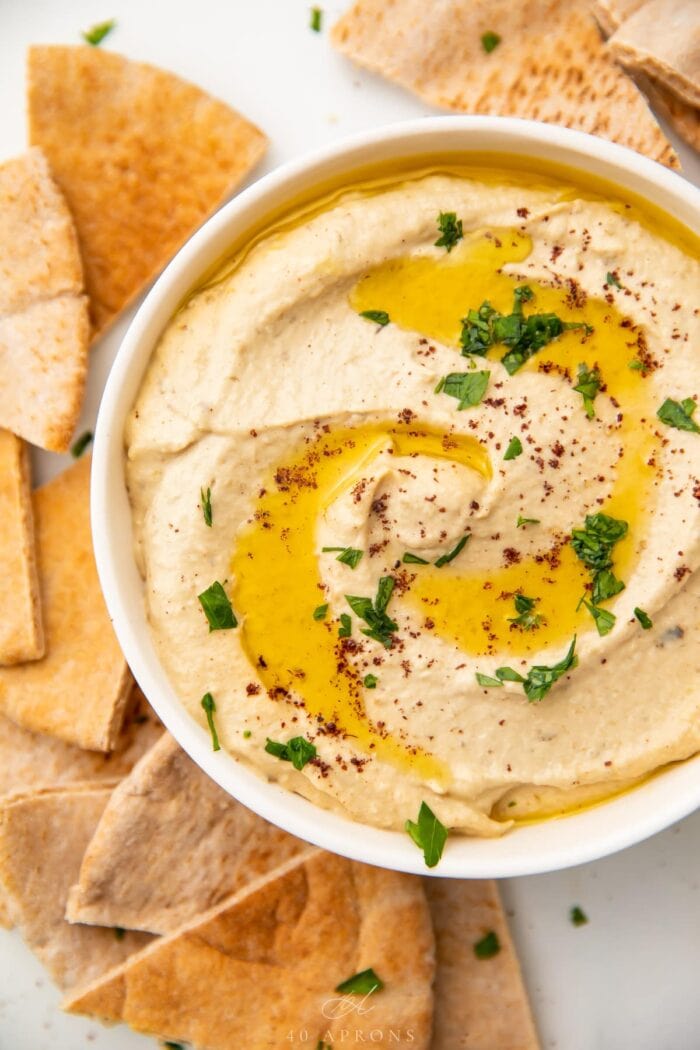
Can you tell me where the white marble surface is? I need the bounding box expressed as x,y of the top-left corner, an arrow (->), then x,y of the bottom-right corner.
0,2 -> 698,1047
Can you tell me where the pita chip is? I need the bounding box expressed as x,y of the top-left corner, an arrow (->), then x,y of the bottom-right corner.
0,148 -> 89,451
28,46 -> 268,335
65,850 -> 435,1049
425,878 -> 540,1049
331,0 -> 678,167
608,0 -> 700,109
0,430 -> 43,665
67,733 -> 309,934
0,456 -> 132,751
0,785 -> 153,990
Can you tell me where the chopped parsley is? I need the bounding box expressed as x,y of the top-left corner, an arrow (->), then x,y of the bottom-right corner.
403,552 -> 430,565
435,534 -> 470,568
82,18 -> 116,45
243,729 -> 252,739
434,211 -> 463,252
436,370 -> 490,409
198,581 -> 237,631
590,567 -> 625,605
634,607 -> 653,630
656,397 -> 700,434
504,436 -> 523,460
200,486 -> 213,527
480,30 -> 501,53
359,309 -> 390,327
345,576 -> 397,648
405,801 -> 448,868
606,271 -> 623,290
265,735 -> 317,770
310,6 -> 323,31
322,545 -> 364,569
338,613 -> 352,638
476,672 -> 503,688
335,968 -> 384,995
508,593 -> 542,631
363,673 -> 378,688
313,604 -> 328,620
573,362 -> 601,419
474,930 -> 501,959
570,905 -> 588,927
70,430 -> 93,458
459,285 -> 591,374
495,637 -> 577,702
201,693 -> 221,751
571,512 -> 627,621
582,599 -> 616,636
516,515 -> 540,528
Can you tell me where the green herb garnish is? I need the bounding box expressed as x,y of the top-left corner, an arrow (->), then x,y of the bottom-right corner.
434,211 -> 463,252
474,929 -> 501,959
481,30 -> 501,53
335,968 -> 384,995
201,692 -> 221,751
198,581 -> 237,631
606,272 -> 622,290
363,673 -> 378,688
405,801 -> 448,868
313,604 -> 328,621
82,18 -> 115,45
476,672 -> 503,688
634,607 -> 653,630
516,515 -> 540,528
200,486 -> 213,527
70,430 -> 93,458
435,534 -> 470,568
504,436 -> 523,460
310,6 -> 323,31
359,309 -> 390,326
495,637 -> 577,702
590,568 -> 625,605
508,593 -> 542,631
265,735 -> 317,770
338,613 -> 352,638
570,905 -> 588,927
437,370 -> 490,409
322,546 -> 363,569
403,552 -> 430,565
582,600 -> 616,636
243,730 -> 252,739
571,512 -> 628,572
345,576 -> 397,647
656,397 -> 700,434
573,362 -> 601,419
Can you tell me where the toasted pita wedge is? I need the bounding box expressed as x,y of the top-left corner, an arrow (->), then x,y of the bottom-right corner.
331,0 -> 678,167
608,0 -> 700,109
65,850 -> 435,1049
67,733 -> 307,934
0,149 -> 89,451
28,46 -> 268,335
644,77 -> 700,152
425,878 -> 540,1049
0,430 -> 43,664
0,785 -> 153,989
0,456 -> 132,751
591,0 -> 645,36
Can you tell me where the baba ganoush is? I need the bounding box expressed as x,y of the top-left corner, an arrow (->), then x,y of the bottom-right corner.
126,165 -> 700,839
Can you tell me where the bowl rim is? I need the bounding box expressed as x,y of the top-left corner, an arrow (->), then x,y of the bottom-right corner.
92,114 -> 700,878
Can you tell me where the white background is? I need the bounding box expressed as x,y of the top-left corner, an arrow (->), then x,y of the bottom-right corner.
1,2 -> 699,1048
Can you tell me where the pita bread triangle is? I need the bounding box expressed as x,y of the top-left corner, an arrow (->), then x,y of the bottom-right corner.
28,46 -> 268,336
608,0 -> 700,109
65,849 -> 436,1049
0,429 -> 43,664
331,0 -> 678,168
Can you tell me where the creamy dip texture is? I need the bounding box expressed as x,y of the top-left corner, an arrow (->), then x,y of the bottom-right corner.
126,166 -> 700,839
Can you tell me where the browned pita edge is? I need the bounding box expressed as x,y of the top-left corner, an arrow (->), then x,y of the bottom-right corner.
608,0 -> 700,109
0,784 -> 153,990
65,851 -> 435,1050
0,148 -> 89,451
67,732 -> 307,934
642,77 -> 700,152
331,0 -> 678,168
590,0 -> 645,36
425,878 -> 540,1050
28,46 -> 268,337
0,456 -> 132,750
0,430 -> 43,664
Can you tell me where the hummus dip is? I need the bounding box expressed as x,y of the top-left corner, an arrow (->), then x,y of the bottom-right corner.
126,167 -> 700,839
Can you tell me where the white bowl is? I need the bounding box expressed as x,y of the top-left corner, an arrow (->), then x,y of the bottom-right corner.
92,116 -> 700,878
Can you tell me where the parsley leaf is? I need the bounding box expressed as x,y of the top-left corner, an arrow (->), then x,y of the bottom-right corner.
363,673 -> 378,688
516,515 -> 540,528
481,30 -> 501,53
570,905 -> 588,927
82,18 -> 116,45
313,604 -> 328,620
437,370 -> 490,409
476,672 -> 503,688
474,930 -> 501,959
200,486 -> 213,527
345,576 -> 397,647
434,211 -> 463,252
322,546 -> 363,569
657,397 -> 700,434
573,362 -> 601,419
338,613 -> 352,638
70,430 -> 93,458
335,968 -> 384,995
265,735 -> 317,770
198,581 -> 237,631
403,552 -> 430,565
201,693 -> 221,751
606,271 -> 623,290
508,593 -> 542,631
571,512 -> 628,573
496,637 -> 578,702
359,309 -> 390,326
504,436 -> 523,460
583,599 -> 616,636
405,801 -> 448,868
435,534 -> 470,568
634,607 -> 653,630
310,6 -> 323,31
590,568 -> 625,605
